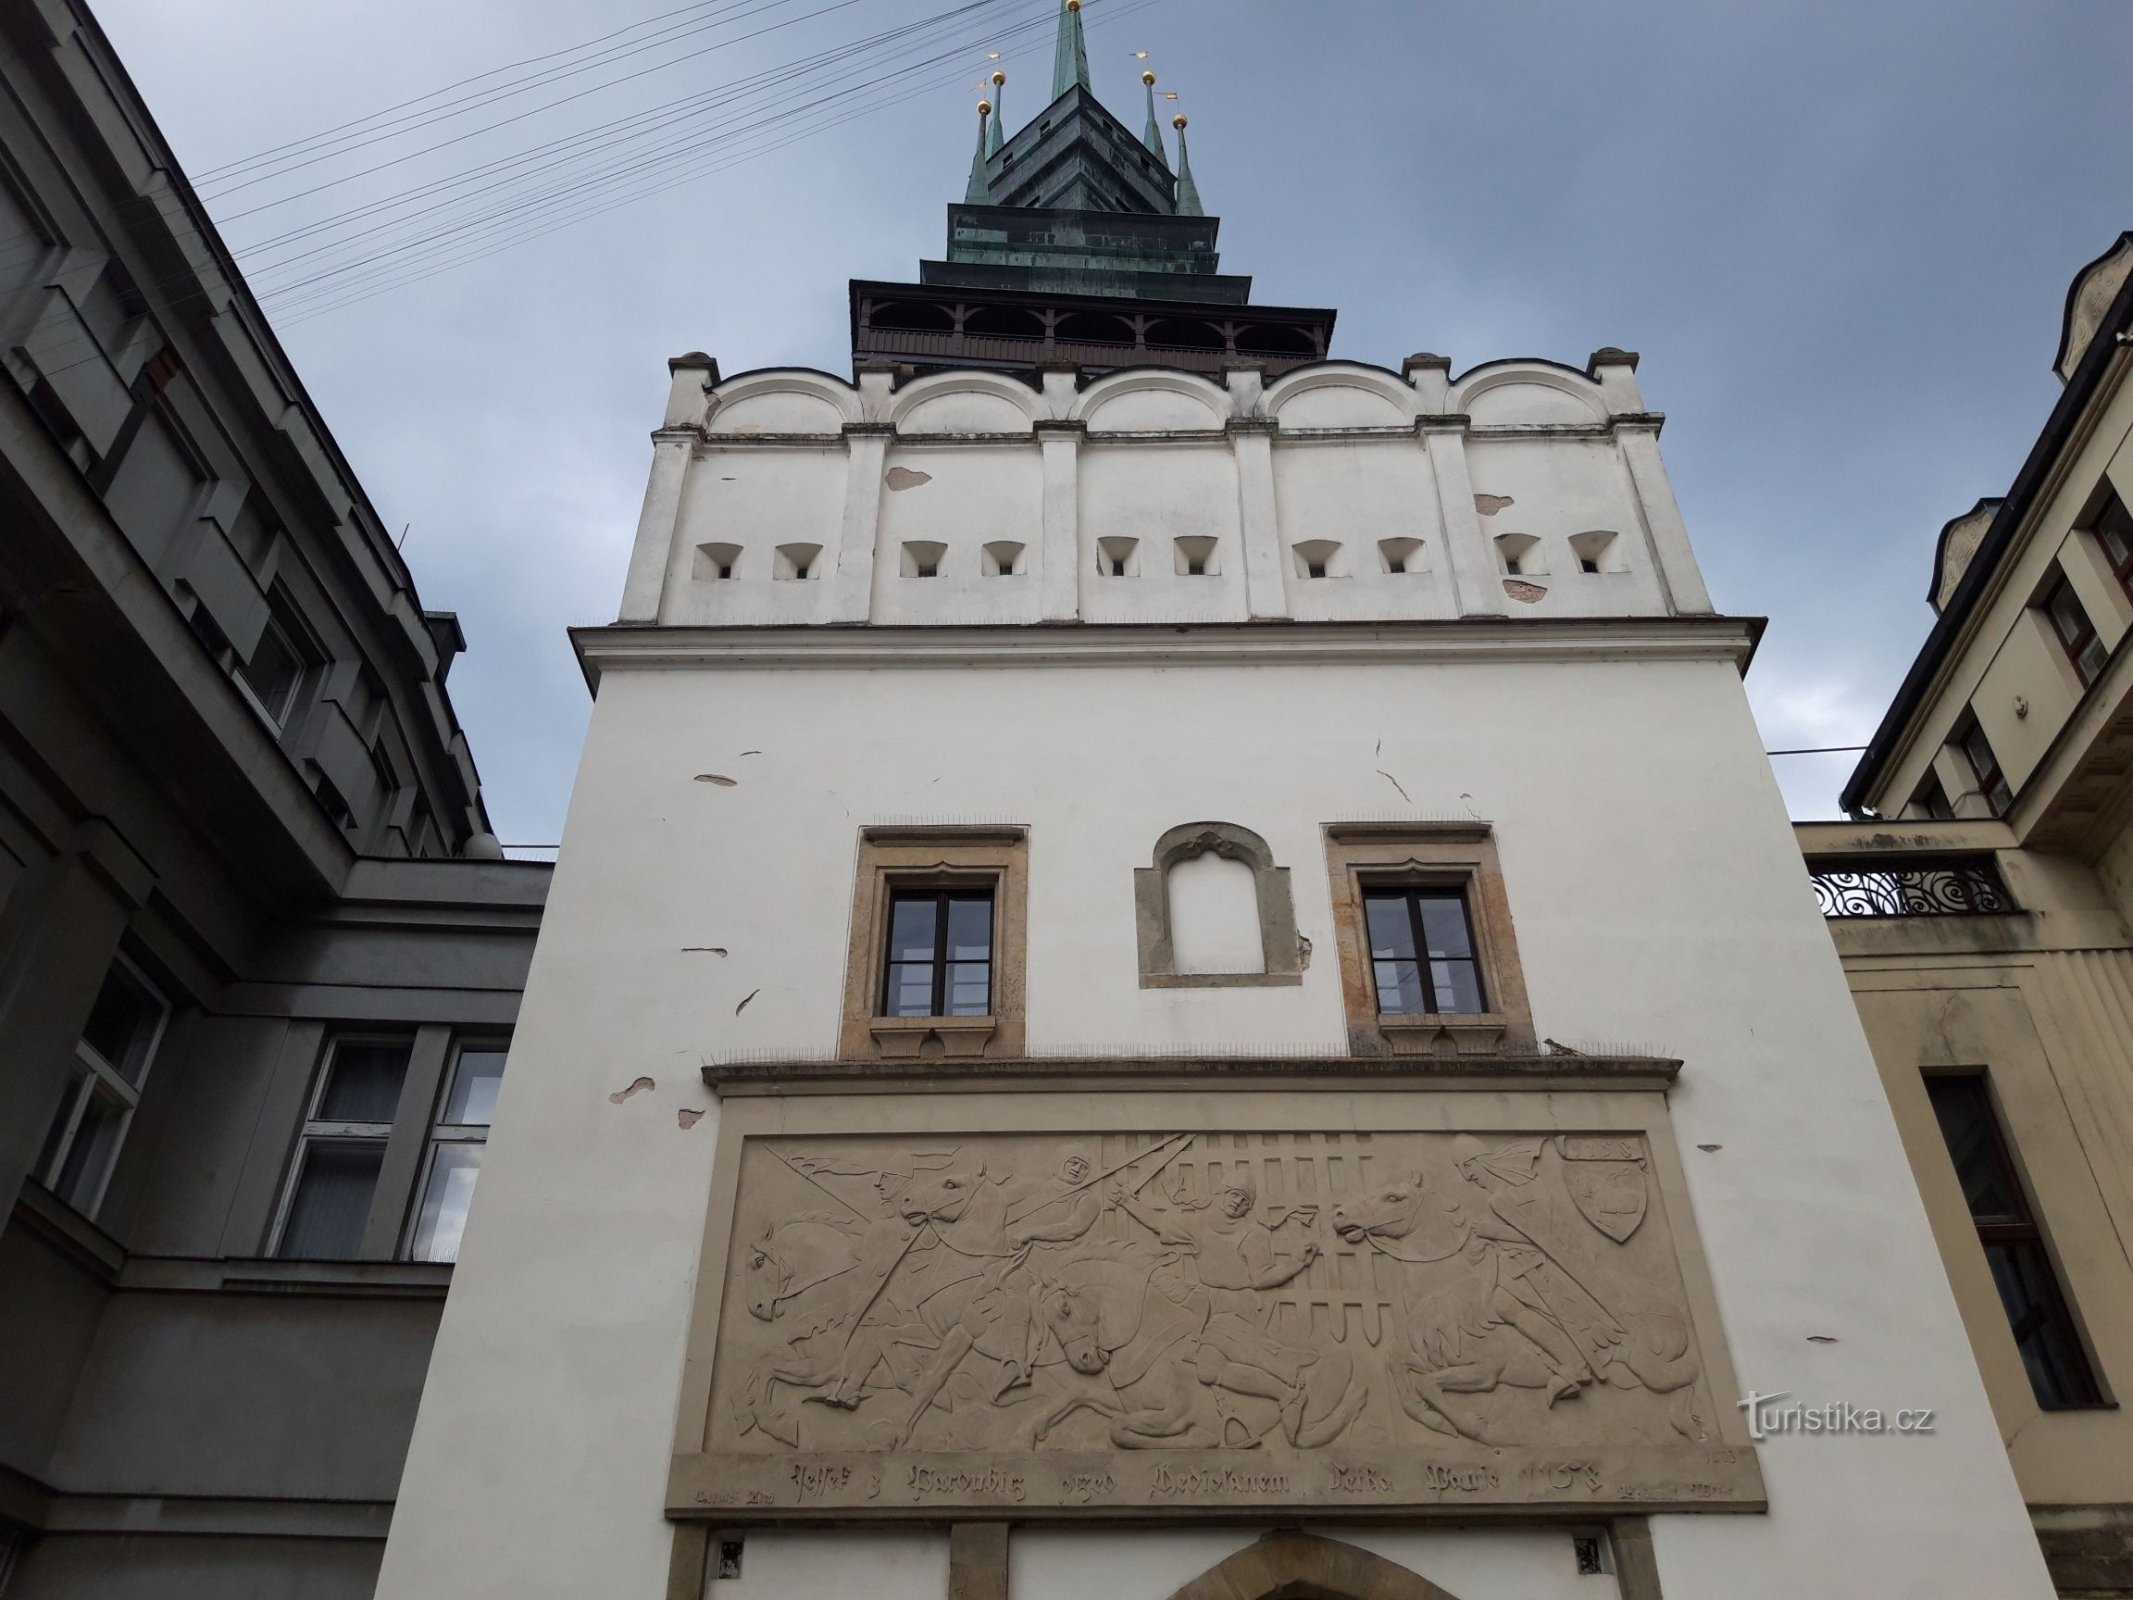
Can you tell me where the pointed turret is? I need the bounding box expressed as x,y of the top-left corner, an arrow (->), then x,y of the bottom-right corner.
1140,70 -> 1167,163
965,99 -> 991,204
1052,0 -> 1090,100
1172,113 -> 1203,217
986,70 -> 1006,156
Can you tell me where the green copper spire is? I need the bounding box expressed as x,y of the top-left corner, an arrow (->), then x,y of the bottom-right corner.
1140,70 -> 1166,161
965,99 -> 991,204
986,70 -> 1006,156
1172,114 -> 1203,216
1052,0 -> 1090,100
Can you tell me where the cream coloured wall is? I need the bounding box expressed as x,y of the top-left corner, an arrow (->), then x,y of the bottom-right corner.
376,630 -> 2052,1600
1863,366 -> 2133,825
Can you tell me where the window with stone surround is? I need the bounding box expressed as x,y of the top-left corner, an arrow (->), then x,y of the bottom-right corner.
839,826 -> 1027,1059
33,953 -> 168,1218
1926,1073 -> 2102,1409
1321,822 -> 1534,1056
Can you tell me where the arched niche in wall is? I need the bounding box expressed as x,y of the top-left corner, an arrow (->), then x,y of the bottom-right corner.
1134,821 -> 1302,987
1162,1532 -> 1468,1600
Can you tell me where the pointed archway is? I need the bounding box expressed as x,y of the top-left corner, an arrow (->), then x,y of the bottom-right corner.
1162,1532 -> 1466,1600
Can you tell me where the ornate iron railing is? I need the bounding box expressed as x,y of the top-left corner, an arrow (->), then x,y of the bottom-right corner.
1807,856 -> 2014,919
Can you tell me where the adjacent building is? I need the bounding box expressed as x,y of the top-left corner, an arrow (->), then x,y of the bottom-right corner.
0,3 -> 548,1594
377,9 -> 2055,1599
1799,232 -> 2133,1595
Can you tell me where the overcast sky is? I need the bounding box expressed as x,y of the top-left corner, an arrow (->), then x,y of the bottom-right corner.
94,0 -> 2133,844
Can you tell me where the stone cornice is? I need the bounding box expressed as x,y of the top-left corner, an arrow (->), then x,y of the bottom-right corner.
702,1051 -> 1682,1096
574,616 -> 1760,684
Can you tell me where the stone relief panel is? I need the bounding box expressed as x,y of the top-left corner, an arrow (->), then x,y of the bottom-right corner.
674,1126 -> 1760,1519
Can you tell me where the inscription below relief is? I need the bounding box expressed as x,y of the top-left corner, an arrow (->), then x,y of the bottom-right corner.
680,1128 -> 1760,1517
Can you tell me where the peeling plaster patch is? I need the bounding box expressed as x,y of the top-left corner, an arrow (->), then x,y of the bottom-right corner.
677,1108 -> 705,1130
694,773 -> 738,787
608,1076 -> 654,1104
1806,1334 -> 1839,1344
683,947 -> 728,956
731,424 -> 762,436
1297,934 -> 1313,971
1473,493 -> 1514,515
884,466 -> 932,490
735,987 -> 760,1014
1503,579 -> 1548,604
1376,768 -> 1414,804
1697,1143 -> 1722,1153
740,750 -> 762,757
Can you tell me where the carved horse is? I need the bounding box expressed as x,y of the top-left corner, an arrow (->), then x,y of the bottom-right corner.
1030,1254 -> 1367,1450
880,1157 -> 1053,1448
1331,1172 -> 1701,1442
734,1213 -> 936,1445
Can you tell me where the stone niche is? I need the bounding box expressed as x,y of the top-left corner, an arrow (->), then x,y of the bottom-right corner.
666,1074 -> 1762,1523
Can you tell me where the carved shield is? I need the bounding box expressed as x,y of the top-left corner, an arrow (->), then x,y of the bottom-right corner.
1555,1137 -> 1649,1243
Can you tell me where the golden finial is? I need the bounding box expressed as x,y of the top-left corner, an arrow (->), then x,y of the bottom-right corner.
977,99 -> 991,116
1142,69 -> 1157,86
992,69 -> 1006,87
1172,112 -> 1187,130
1065,0 -> 1080,11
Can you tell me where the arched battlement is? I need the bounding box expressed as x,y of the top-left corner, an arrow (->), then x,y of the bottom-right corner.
1451,360 -> 1611,426
704,368 -> 861,435
1072,367 -> 1232,432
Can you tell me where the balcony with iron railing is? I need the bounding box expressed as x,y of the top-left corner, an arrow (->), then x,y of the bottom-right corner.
1804,855 -> 2015,919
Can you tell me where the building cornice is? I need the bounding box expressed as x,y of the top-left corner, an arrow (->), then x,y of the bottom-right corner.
573,615 -> 1762,689
702,1051 -> 1683,1097
1843,264 -> 2133,814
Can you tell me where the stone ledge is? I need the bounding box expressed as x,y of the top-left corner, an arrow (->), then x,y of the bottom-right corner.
703,1052 -> 1681,1095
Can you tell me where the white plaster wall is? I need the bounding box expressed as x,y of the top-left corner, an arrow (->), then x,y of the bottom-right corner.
874,443 -> 1045,623
1078,442 -> 1247,624
1010,1527 -> 1612,1600
378,643 -> 2052,1600
1271,438 -> 1454,622
1464,435 -> 1666,619
662,445 -> 843,626
642,361 -> 1714,632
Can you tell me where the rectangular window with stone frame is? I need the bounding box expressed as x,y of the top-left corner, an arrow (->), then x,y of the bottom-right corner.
839,826 -> 1028,1060
1320,822 -> 1535,1056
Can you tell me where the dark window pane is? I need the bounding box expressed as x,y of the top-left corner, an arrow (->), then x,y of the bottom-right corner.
442,1049 -> 507,1126
1417,896 -> 1475,960
883,962 -> 937,1017
1365,895 -> 1416,959
80,964 -> 160,1082
55,1084 -> 128,1212
2079,635 -> 2109,686
319,1042 -> 411,1122
945,961 -> 991,1016
886,897 -> 939,963
1431,959 -> 1486,1014
1985,1240 -> 2100,1409
945,896 -> 992,962
1927,1078 -> 2023,1221
2108,522 -> 2133,567
2047,582 -> 2087,647
1375,958 -> 1424,1014
239,618 -> 303,722
278,1142 -> 384,1259
37,1068 -> 87,1181
409,1144 -> 484,1263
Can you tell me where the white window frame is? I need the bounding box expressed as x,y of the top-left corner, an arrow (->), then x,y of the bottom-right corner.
268,1033 -> 414,1259
37,952 -> 168,1218
403,1040 -> 508,1263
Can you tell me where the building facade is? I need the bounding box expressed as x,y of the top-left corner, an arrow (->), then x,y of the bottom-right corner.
378,10 -> 2054,1599
0,3 -> 548,1594
1799,232 -> 2133,1595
